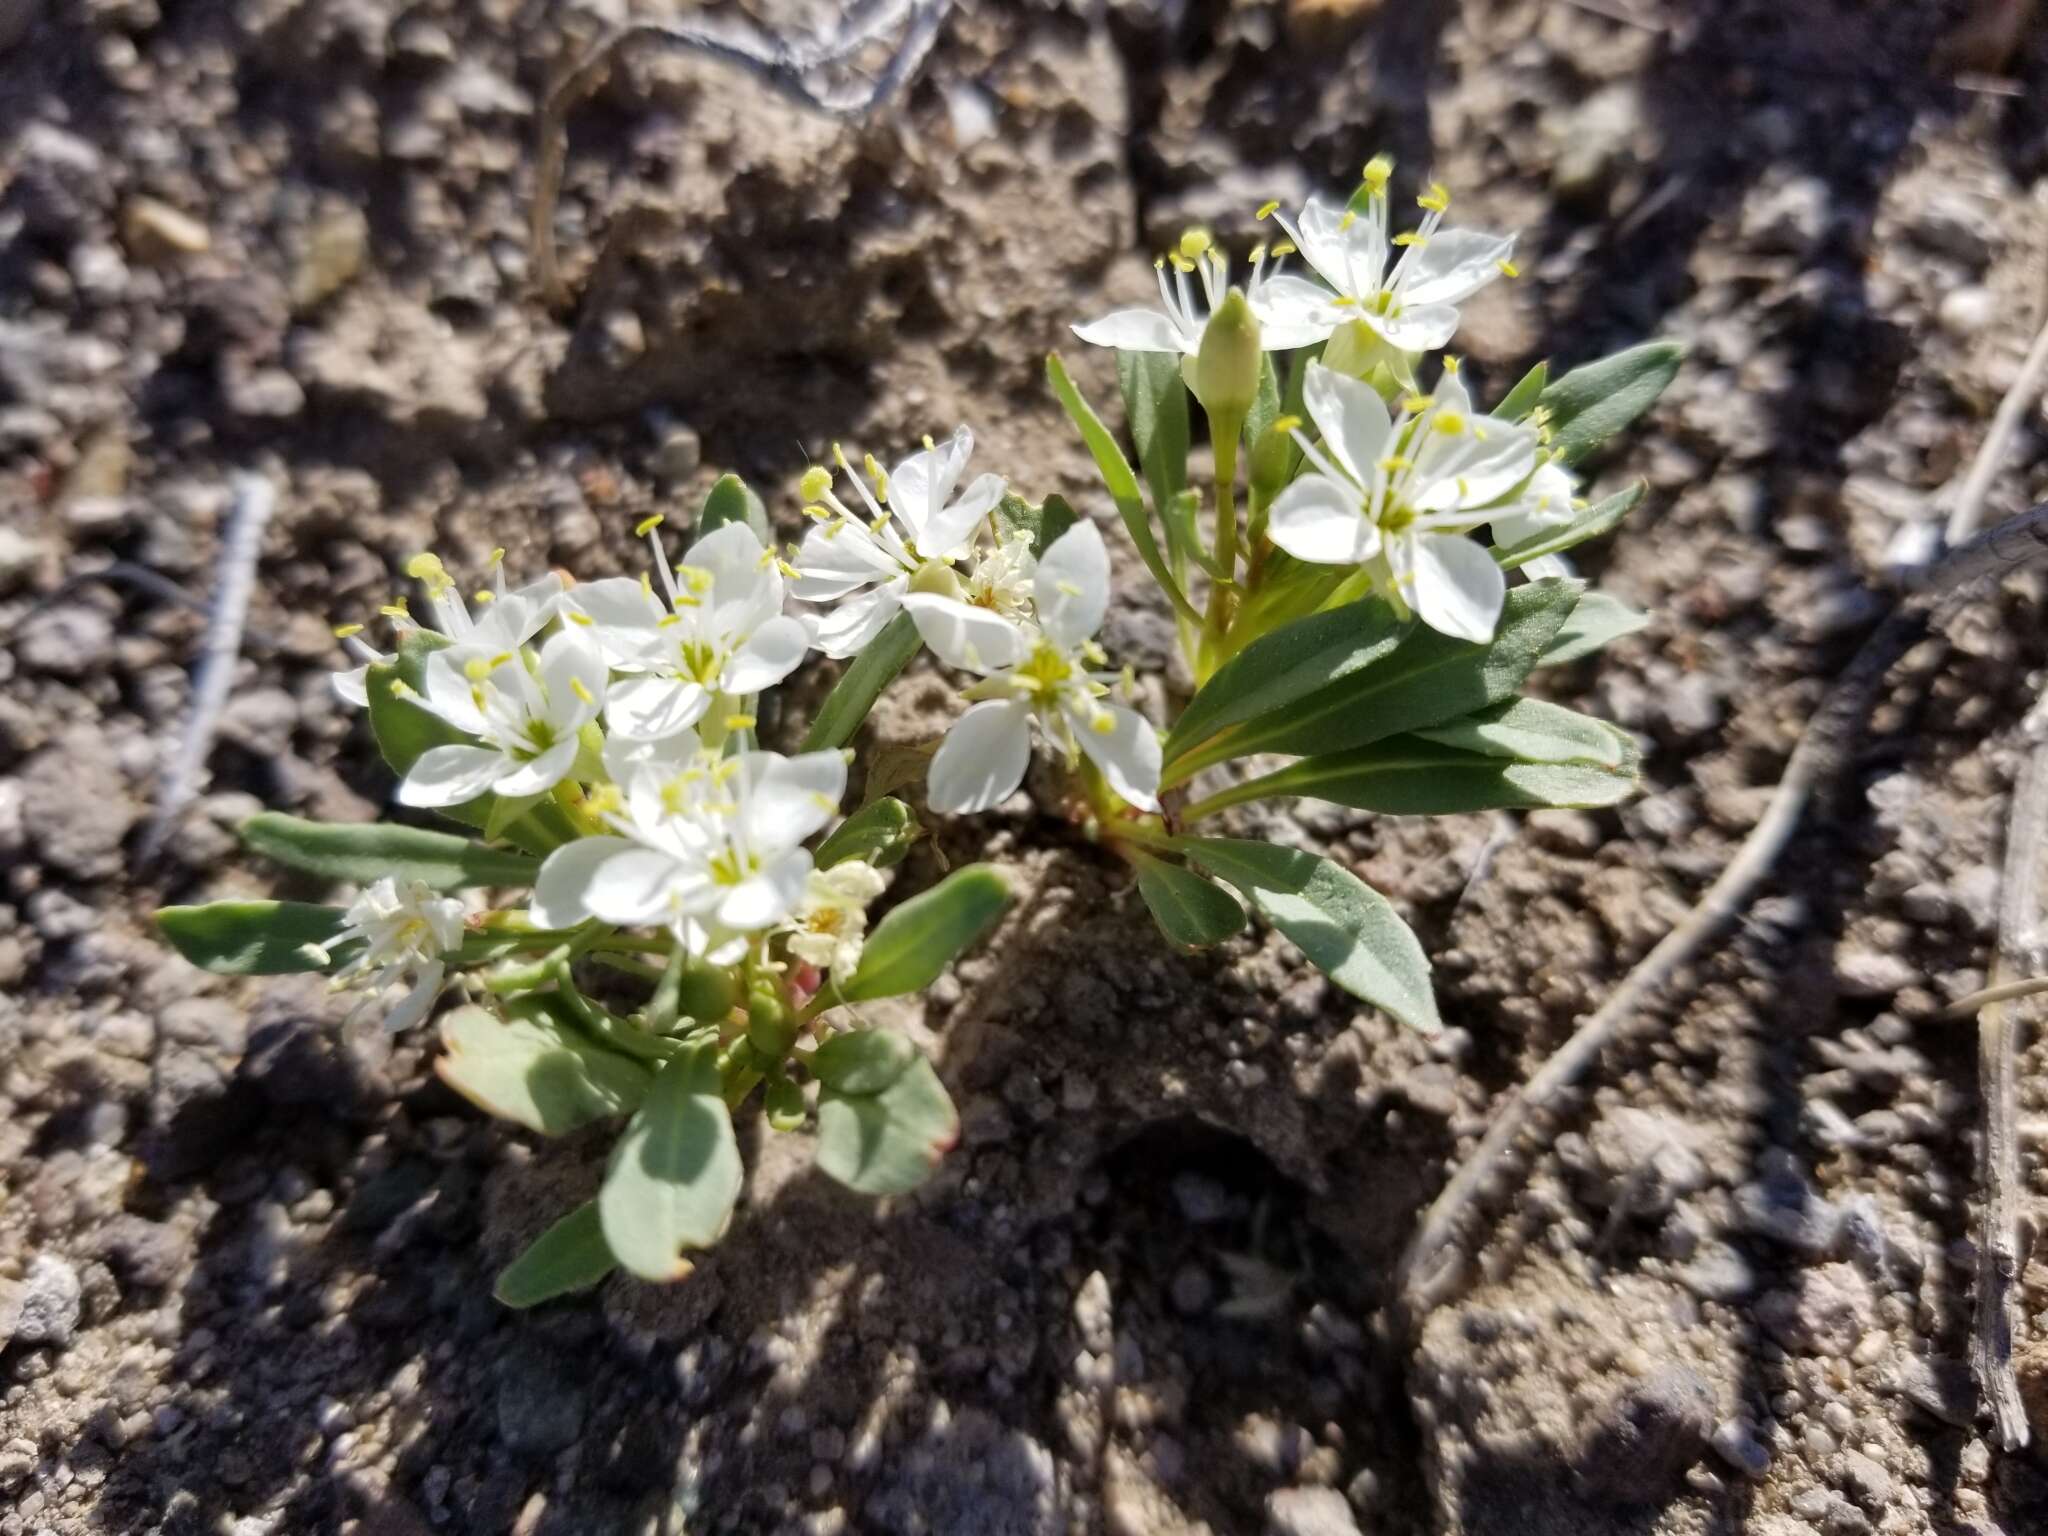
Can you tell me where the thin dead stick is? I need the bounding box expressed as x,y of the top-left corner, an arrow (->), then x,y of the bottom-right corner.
1554,0 -> 1666,33
1945,267 -> 2048,548
531,0 -> 951,309
1946,971 -> 2048,1019
140,473 -> 275,862
1393,502 -> 2048,1326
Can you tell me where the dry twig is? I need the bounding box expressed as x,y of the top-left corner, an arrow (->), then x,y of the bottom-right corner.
531,0 -> 951,309
1393,502 -> 2048,1327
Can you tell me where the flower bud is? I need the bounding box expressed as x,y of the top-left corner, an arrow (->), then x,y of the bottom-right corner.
746,981 -> 799,1059
1189,287 -> 1262,422
908,560 -> 966,601
1249,414 -> 1302,504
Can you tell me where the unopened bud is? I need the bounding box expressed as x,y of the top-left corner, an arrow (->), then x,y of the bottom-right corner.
1190,288 -> 1261,422
908,561 -> 965,601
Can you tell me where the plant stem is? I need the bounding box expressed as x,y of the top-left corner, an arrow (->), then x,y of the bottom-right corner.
1200,416 -> 1243,675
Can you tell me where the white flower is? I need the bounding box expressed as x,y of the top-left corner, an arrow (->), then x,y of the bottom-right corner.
1254,159 -> 1518,356
324,876 -> 467,1034
922,519 -> 1162,815
1488,461 -> 1580,551
785,859 -> 888,976
1267,361 -> 1538,643
565,519 -> 809,742
333,550 -> 562,707
790,427 -> 1008,659
529,740 -> 848,963
397,629 -> 608,807
1072,229 -> 1328,356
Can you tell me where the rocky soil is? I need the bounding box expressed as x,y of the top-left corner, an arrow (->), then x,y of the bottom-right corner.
5,0 -> 2048,1533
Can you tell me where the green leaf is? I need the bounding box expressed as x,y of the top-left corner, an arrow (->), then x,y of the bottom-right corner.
1493,483 -> 1644,570
1538,341 -> 1684,465
1167,595 -> 1408,761
836,863 -> 1010,1002
1117,349 -> 1191,556
494,1202 -> 616,1308
1411,698 -> 1634,767
994,491 -> 1079,560
155,900 -> 346,975
1206,578 -> 1582,764
1047,353 -> 1201,626
1495,360 -> 1549,422
1244,351 -> 1285,448
816,1056 -> 959,1196
1178,838 -> 1440,1034
599,1042 -> 745,1281
802,610 -> 923,752
1539,590 -> 1650,666
239,812 -> 538,891
815,797 -> 919,870
698,473 -> 771,544
435,1001 -> 654,1136
809,1029 -> 918,1095
1208,733 -> 1638,818
1133,852 -> 1246,948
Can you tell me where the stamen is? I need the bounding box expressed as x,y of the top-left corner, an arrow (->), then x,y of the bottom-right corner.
569,677 -> 595,704
474,589 -> 496,604
1392,232 -> 1424,248
1255,199 -> 1280,220
635,513 -> 665,537
1417,182 -> 1450,213
379,600 -> 411,619
1362,154 -> 1393,190
1496,258 -> 1520,278
725,714 -> 757,731
333,623 -> 364,639
566,611 -> 594,626
1178,228 -> 1212,261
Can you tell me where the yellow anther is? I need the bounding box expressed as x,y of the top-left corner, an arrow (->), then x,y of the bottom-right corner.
921,433 -> 936,452
1168,252 -> 1196,274
1442,356 -> 1461,373
585,784 -> 623,817
1392,232 -> 1424,248
1398,395 -> 1433,413
1271,240 -> 1297,257
1249,242 -> 1269,264
801,503 -> 832,521
569,676 -> 594,704
635,513 -> 665,538
678,564 -> 714,594
1271,414 -> 1304,435
1333,294 -> 1360,308
1207,247 -> 1227,270
1091,710 -> 1116,735
474,589 -> 496,604
387,679 -> 419,701
777,558 -> 800,579
725,714 -> 757,732
1472,424 -> 1489,441
1457,476 -> 1471,499
1153,255 -> 1167,270
379,600 -> 411,619
1178,228 -> 1212,261
1496,258 -> 1520,278
488,651 -> 514,671
1433,411 -> 1468,436
757,546 -> 778,570
799,465 -> 833,502
809,791 -> 839,814
657,613 -> 683,629
832,442 -> 852,471
469,685 -> 486,710
1418,182 -> 1450,213
333,623 -> 364,639
566,610 -> 594,626
1378,455 -> 1414,474
1255,199 -> 1280,220
463,657 -> 493,682
404,552 -> 447,583
1362,154 -> 1393,189
1339,210 -> 1358,231
640,572 -> 654,597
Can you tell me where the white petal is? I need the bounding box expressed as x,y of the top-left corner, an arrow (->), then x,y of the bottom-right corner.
1409,534 -> 1507,643
471,573 -> 565,650
1266,474 -> 1380,565
1412,418 -> 1541,515
1398,228 -> 1516,307
581,844 -> 692,927
420,648 -> 491,737
918,472 -> 1007,561
530,836 -> 639,929
1032,518 -> 1109,649
382,962 -> 444,1034
539,628 -> 606,729
899,593 -> 1029,674
1365,303 -> 1460,353
684,520 -> 772,599
1302,362 -> 1392,486
927,699 -> 1033,815
741,750 -> 848,849
398,744 -> 505,807
1249,274 -> 1341,348
565,576 -> 667,663
807,581 -> 902,659
1071,307 -> 1193,354
492,737 -> 579,799
600,731 -> 699,786
1071,702 -> 1162,812
889,426 -> 974,546
717,848 -> 812,932
607,674 -> 711,741
1294,197 -> 1384,297
1489,462 -> 1578,547
722,614 -> 809,694
332,666 -> 369,707
793,520 -> 900,601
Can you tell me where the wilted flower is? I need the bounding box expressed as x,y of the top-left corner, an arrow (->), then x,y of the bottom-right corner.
397,629 -> 608,807
785,859 -> 888,976
1267,360 -> 1537,642
921,519 -> 1161,815
322,876 -> 468,1033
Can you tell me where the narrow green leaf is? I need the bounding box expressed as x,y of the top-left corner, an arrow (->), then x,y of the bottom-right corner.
1178,838 -> 1440,1034
1411,698 -> 1633,767
240,812 -> 538,891
155,900 -> 346,975
809,1029 -> 918,1095
801,610 -> 923,752
815,797 -> 919,870
1538,341 -> 1685,465
836,863 -> 1010,1003
1118,349 -> 1191,559
1495,360 -> 1549,422
1133,852 -> 1246,948
816,1057 -> 959,1196
1244,351 -> 1284,448
698,473 -> 771,544
1539,590 -> 1650,666
1167,595 -> 1408,760
436,1001 -> 654,1136
1210,734 -> 1638,817
1493,483 -> 1644,570
1216,578 -> 1582,762
994,491 -> 1079,560
1046,353 -> 1201,626
600,1042 -> 744,1281
495,1202 -> 616,1308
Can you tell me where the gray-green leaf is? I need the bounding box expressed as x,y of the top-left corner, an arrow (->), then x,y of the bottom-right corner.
1538,341 -> 1684,465
1133,853 -> 1246,947
599,1043 -> 744,1281
494,1201 -> 616,1307
810,1029 -> 918,1095
836,863 -> 1010,1003
1495,359 -> 1549,422
698,473 -> 771,544
801,610 -> 923,752
436,1001 -> 654,1136
1539,589 -> 1650,666
1178,838 -> 1439,1034
815,796 -> 919,870
1493,484 -> 1644,570
1118,348 -> 1191,557
240,811 -> 538,891
156,900 -> 347,975
815,1056 -> 959,1196
1209,732 -> 1638,817
994,491 -> 1080,560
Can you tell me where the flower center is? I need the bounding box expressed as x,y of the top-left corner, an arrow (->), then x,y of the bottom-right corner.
1016,642 -> 1075,699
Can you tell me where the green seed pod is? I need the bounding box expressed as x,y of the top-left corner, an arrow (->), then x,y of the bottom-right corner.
765,1075 -> 807,1132
674,959 -> 741,1026
746,982 -> 799,1061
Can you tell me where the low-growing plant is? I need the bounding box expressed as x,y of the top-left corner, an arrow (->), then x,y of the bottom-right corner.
157,157 -> 1678,1303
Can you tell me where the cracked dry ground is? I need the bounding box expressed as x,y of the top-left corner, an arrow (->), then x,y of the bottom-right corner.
5,0 -> 2048,1533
